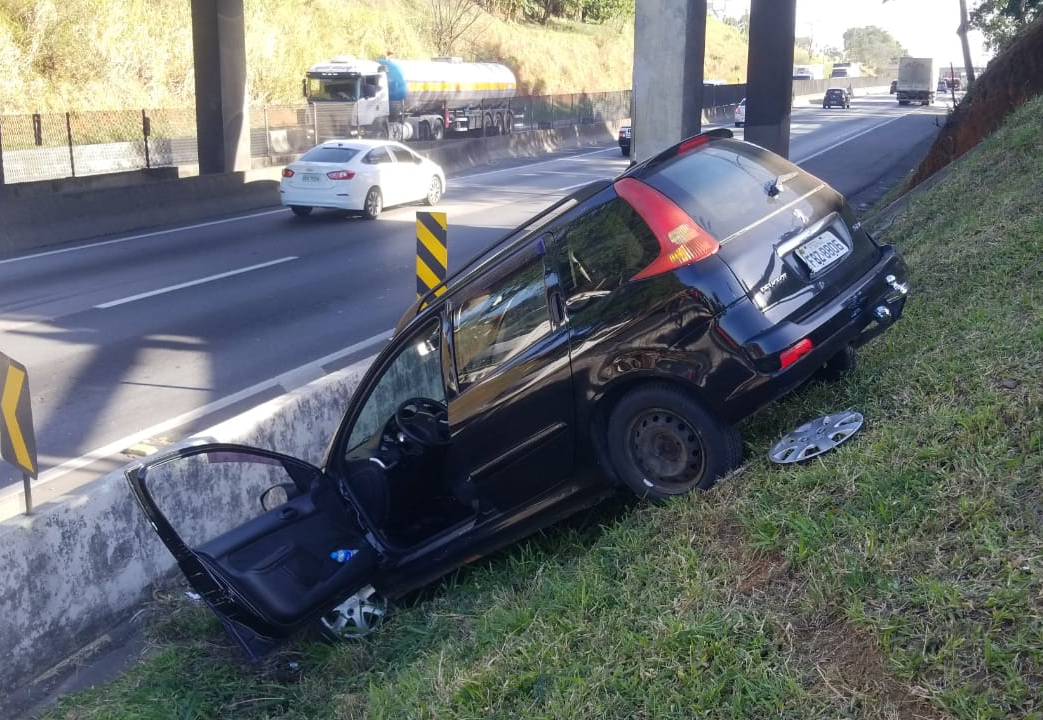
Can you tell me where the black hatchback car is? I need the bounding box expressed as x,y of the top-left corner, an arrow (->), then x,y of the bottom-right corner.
128,129 -> 909,659
823,87 -> 851,109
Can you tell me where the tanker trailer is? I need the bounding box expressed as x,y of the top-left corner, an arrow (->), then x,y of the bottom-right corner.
379,57 -> 517,140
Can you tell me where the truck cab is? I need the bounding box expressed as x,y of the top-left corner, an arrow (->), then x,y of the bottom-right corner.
304,56 -> 391,140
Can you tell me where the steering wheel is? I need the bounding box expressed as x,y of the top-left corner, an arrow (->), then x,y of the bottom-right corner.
394,397 -> 450,447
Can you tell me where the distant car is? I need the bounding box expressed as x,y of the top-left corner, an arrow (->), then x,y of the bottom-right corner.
890,79 -> 898,94
823,88 -> 851,109
280,139 -> 445,219
734,98 -> 746,127
618,125 -> 632,156
129,128 -> 910,660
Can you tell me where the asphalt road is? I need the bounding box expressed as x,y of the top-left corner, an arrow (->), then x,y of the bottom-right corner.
0,93 -> 948,498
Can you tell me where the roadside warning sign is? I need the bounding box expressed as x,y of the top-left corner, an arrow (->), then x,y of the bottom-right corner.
0,352 -> 37,478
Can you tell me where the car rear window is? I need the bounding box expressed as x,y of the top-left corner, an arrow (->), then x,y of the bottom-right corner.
554,198 -> 658,295
299,146 -> 360,163
641,140 -> 825,243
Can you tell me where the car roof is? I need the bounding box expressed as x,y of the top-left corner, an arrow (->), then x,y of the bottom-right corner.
317,138 -> 403,151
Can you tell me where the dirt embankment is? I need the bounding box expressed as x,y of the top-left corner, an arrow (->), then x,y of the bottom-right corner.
905,13 -> 1043,191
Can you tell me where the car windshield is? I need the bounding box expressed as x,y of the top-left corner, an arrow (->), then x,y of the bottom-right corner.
344,319 -> 445,455
299,146 -> 360,163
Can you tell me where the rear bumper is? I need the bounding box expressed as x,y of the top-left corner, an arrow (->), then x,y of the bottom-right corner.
719,245 -> 909,418
279,187 -> 364,211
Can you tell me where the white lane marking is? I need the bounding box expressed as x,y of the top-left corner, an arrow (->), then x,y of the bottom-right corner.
792,113 -> 911,164
0,209 -> 288,267
22,329 -> 392,487
453,146 -> 619,182
94,256 -> 298,309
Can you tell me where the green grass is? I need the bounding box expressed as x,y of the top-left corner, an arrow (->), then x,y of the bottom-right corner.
41,94 -> 1043,720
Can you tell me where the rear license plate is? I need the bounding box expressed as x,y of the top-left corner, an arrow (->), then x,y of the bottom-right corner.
796,232 -> 848,273
302,173 -> 321,183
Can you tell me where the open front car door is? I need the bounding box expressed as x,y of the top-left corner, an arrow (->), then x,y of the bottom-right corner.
126,443 -> 377,659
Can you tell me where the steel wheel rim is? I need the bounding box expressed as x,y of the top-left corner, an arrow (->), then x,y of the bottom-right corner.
627,408 -> 705,486
428,178 -> 441,204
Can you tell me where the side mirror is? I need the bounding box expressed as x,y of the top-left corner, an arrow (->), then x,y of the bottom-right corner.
260,483 -> 296,511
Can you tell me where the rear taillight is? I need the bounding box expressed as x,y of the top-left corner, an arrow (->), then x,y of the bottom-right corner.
779,338 -> 814,369
327,170 -> 356,180
615,177 -> 720,281
281,168 -> 294,178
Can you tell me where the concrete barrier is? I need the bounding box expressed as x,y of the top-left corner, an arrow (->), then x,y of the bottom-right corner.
0,122 -> 620,260
0,358 -> 372,717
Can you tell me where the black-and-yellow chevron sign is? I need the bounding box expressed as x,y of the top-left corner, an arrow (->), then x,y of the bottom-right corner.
0,352 -> 37,478
416,211 -> 448,299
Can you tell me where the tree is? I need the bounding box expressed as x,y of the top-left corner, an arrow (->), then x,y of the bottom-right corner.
882,0 -> 977,87
581,0 -> 634,23
971,0 -> 1043,51
429,0 -> 484,56
841,25 -> 907,72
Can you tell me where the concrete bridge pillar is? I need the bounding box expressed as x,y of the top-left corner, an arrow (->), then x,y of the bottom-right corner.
745,0 -> 797,158
631,0 -> 707,163
191,0 -> 251,174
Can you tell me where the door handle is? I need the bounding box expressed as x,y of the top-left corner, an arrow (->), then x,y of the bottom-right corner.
279,508 -> 299,520
549,290 -> 566,325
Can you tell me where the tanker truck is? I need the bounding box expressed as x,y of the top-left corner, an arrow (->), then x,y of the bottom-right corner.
302,55 -> 517,142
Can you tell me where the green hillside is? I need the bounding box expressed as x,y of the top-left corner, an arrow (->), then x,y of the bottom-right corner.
0,0 -> 752,113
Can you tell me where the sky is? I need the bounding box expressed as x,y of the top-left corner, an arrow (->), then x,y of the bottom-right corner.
712,0 -> 994,67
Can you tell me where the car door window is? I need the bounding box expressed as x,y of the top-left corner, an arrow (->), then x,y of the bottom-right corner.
453,254 -> 553,389
344,319 -> 445,456
553,199 -> 657,299
390,147 -> 416,164
363,146 -> 393,165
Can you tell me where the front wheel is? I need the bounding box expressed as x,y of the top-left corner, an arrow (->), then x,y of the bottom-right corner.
363,187 -> 382,220
607,383 -> 742,500
424,176 -> 443,206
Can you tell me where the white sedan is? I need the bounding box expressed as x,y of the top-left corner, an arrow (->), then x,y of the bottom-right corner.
280,139 -> 445,219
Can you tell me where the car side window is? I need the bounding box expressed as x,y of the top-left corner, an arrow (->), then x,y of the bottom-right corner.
364,147 -> 392,165
453,253 -> 553,389
390,147 -> 416,163
553,199 -> 657,298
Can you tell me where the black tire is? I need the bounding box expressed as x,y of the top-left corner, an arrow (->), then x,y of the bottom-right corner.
431,121 -> 444,141
607,383 -> 742,500
363,187 -> 382,220
289,205 -> 312,217
424,176 -> 443,206
621,146 -> 630,157
817,344 -> 857,382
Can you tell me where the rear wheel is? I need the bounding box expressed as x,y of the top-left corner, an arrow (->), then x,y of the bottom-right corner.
424,176 -> 443,206
289,205 -> 312,217
816,344 -> 857,381
363,187 -> 382,220
607,384 -> 742,500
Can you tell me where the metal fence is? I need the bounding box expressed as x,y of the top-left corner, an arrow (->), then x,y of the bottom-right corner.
0,90 -> 635,185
